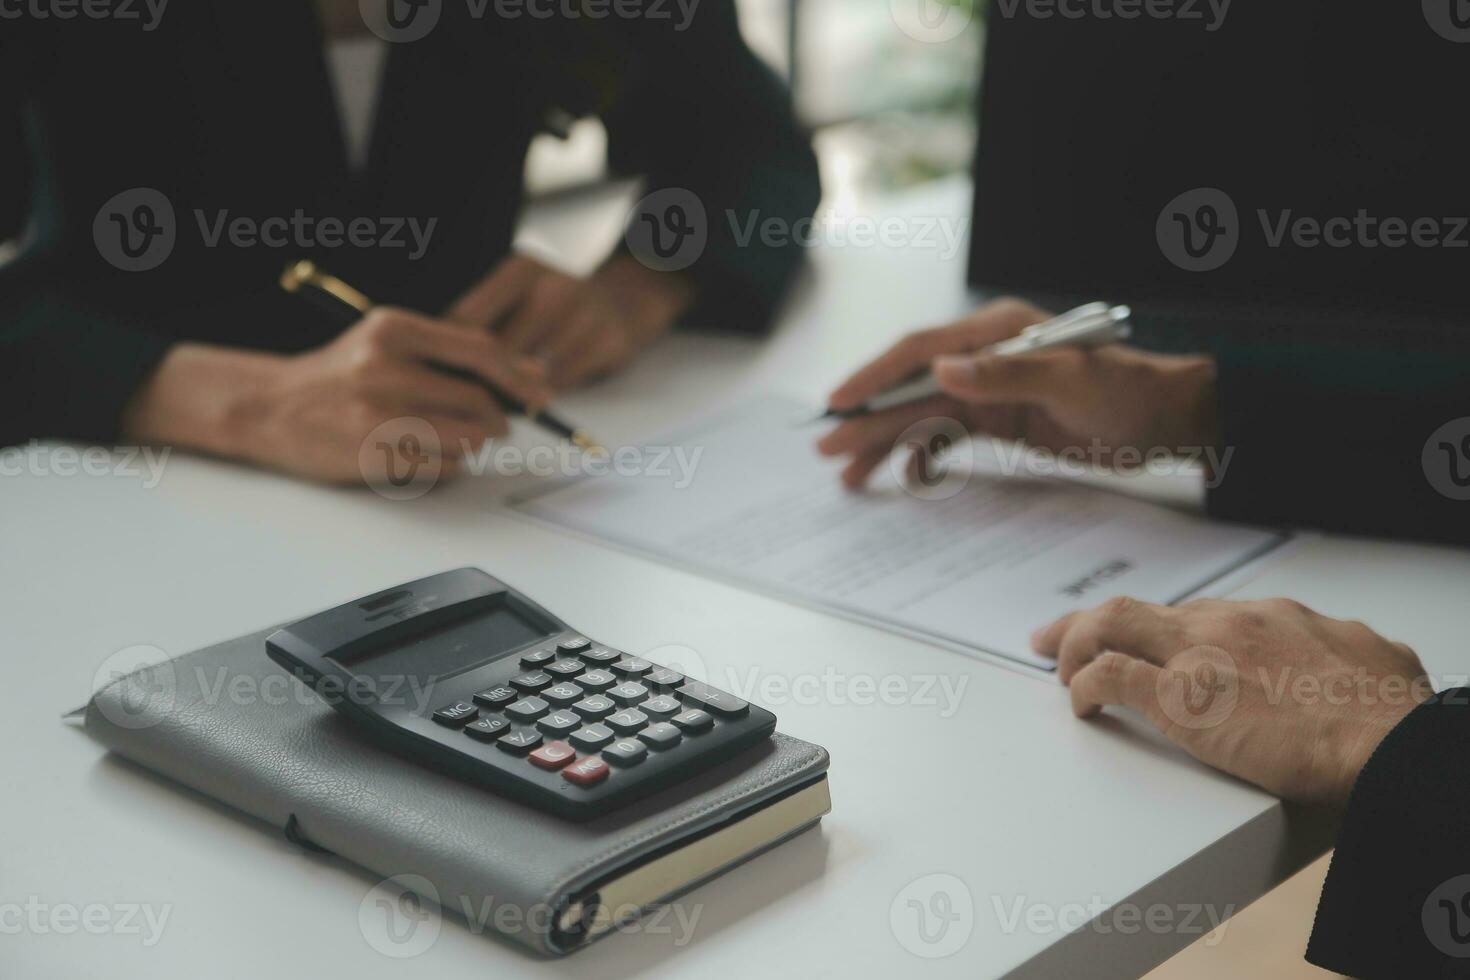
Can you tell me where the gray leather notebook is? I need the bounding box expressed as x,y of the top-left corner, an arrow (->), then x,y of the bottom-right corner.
82,627 -> 832,956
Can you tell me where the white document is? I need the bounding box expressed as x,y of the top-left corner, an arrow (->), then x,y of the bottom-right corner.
508,398 -> 1287,670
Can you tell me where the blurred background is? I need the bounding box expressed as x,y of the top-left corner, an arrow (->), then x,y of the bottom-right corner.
525,0 -> 981,203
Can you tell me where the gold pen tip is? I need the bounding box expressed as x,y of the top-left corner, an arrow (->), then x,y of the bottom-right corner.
571,431 -> 603,453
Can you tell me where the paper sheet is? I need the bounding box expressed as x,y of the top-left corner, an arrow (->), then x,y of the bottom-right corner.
508,398 -> 1288,670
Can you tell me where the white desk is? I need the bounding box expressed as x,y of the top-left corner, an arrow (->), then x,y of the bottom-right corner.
5,178 -> 1469,979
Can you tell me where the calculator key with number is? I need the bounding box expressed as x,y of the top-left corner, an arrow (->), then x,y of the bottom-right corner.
267,569 -> 778,820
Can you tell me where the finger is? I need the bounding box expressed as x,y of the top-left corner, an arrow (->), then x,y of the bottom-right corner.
446,254 -> 543,329
366,363 -> 505,428
840,445 -> 891,489
1047,596 -> 1180,684
356,414 -> 486,491
364,409 -> 499,461
827,300 -> 1044,411
555,325 -> 629,388
933,348 -> 1093,409
421,415 -> 498,460
538,313 -> 604,373
816,396 -> 960,458
1031,610 -> 1081,658
500,281 -> 579,355
1069,651 -> 1166,723
371,309 -> 554,408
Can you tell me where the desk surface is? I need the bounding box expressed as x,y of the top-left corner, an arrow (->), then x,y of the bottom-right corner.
5,178 -> 1468,979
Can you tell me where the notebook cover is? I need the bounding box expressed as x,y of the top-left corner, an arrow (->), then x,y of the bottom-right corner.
82,627 -> 831,956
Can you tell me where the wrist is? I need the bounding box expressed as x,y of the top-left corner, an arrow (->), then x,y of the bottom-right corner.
120,343 -> 285,460
1331,704 -> 1413,806
597,254 -> 697,330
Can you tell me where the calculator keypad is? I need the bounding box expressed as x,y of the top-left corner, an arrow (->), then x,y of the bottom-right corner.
562,756 -> 610,785
537,710 -> 582,736
570,723 -> 615,751
606,708 -> 649,734
465,716 -> 510,741
608,681 -> 649,706
529,740 -> 577,770
510,671 -> 552,692
602,738 -> 647,767
572,694 -> 616,719
436,638 -> 770,807
504,696 -> 549,722
432,701 -> 478,727
542,683 -> 584,707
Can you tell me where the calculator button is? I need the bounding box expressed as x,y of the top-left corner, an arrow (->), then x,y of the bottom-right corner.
464,716 -> 510,741
676,681 -> 749,718
638,722 -> 682,750
520,648 -> 556,667
606,709 -> 649,734
645,668 -> 685,690
528,740 -> 577,770
570,723 -> 615,751
580,646 -> 621,663
496,729 -> 542,754
472,686 -> 517,709
432,702 -> 478,727
557,637 -> 592,655
671,708 -> 714,733
510,671 -> 552,692
572,694 -> 616,720
504,697 -> 549,722
603,738 -> 648,767
542,683 -> 584,707
611,657 -> 652,677
561,756 -> 610,786
641,695 -> 681,719
537,710 -> 582,737
608,682 -> 649,706
576,669 -> 616,691
545,659 -> 586,678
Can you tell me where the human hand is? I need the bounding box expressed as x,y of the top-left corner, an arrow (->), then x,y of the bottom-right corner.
1032,596 -> 1433,806
816,298 -> 1220,488
447,252 -> 694,389
122,308 -> 552,485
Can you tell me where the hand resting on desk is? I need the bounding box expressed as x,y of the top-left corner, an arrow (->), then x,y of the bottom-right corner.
1033,596 -> 1430,806
448,253 -> 696,390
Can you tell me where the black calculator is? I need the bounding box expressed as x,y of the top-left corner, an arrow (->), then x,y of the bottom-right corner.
265,568 -> 777,820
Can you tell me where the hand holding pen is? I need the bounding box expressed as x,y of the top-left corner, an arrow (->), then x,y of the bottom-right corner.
282,261 -> 600,450
119,283 -> 563,486
816,297 -> 1222,488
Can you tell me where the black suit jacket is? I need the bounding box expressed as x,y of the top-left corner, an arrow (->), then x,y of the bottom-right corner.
970,5 -> 1470,549
1308,689 -> 1470,978
0,1 -> 820,445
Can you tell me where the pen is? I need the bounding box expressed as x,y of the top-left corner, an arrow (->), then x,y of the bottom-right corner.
280,260 -> 601,451
814,302 -> 1133,422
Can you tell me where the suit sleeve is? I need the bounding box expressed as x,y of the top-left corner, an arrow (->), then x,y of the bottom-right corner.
0,24 -> 174,448
1203,327 -> 1470,548
1306,689 -> 1470,977
602,0 -> 820,333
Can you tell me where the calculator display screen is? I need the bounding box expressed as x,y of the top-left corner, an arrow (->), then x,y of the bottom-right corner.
336,606 -> 549,689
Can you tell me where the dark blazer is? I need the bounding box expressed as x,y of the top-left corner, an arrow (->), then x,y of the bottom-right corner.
1307,688 -> 1470,977
0,1 -> 820,445
969,4 -> 1470,549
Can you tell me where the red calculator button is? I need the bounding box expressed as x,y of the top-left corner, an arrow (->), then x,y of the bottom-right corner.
561,756 -> 610,786
528,740 -> 576,770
